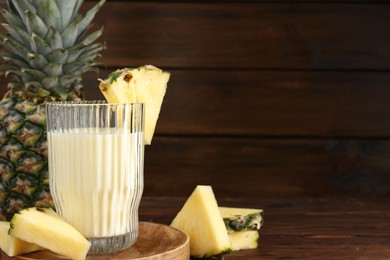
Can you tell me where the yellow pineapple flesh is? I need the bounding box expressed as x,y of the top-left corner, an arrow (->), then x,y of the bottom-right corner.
229,230 -> 259,251
170,185 -> 232,258
99,65 -> 170,144
0,221 -> 42,257
9,207 -> 90,260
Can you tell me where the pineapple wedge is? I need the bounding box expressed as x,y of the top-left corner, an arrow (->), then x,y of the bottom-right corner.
0,221 -> 43,257
9,207 -> 90,260
229,230 -> 259,251
99,65 -> 170,144
170,185 -> 232,258
219,207 -> 263,233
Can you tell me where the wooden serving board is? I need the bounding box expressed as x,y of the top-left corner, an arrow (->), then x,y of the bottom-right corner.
2,222 -> 190,260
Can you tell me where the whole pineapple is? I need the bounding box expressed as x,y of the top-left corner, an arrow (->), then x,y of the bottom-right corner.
0,0 -> 106,220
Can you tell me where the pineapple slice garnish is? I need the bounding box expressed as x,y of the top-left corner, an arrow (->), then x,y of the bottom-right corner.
99,65 -> 170,145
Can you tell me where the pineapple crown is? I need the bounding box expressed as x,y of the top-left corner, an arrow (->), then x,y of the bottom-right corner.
0,0 -> 106,100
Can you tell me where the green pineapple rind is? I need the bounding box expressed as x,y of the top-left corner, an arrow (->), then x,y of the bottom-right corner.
223,212 -> 264,233
219,207 -> 264,233
192,247 -> 232,259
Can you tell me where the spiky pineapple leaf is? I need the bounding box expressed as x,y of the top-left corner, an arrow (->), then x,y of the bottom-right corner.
27,53 -> 48,69
0,8 -> 23,29
0,52 -> 29,68
45,26 -> 63,50
61,15 -> 81,48
78,52 -> 101,64
5,70 -> 32,83
59,74 -> 81,87
7,0 -> 36,25
41,77 -> 59,90
62,61 -> 84,74
1,23 -> 30,46
1,37 -> 30,60
46,49 -> 68,64
25,11 -> 48,39
66,43 -> 85,62
54,0 -> 81,29
49,2 -> 106,55
77,0 -> 106,38
0,0 -> 106,103
63,44 -> 104,72
43,63 -> 62,77
36,0 -> 61,32
80,42 -> 104,58
82,42 -> 104,54
21,68 -> 46,81
30,33 -> 51,55
81,26 -> 104,46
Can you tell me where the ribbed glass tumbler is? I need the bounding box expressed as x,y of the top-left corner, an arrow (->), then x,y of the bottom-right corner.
46,101 -> 144,255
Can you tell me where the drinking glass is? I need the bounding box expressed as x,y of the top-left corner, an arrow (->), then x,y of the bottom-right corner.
46,101 -> 144,254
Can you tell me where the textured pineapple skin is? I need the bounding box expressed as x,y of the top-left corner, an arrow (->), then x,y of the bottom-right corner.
170,185 -> 232,258
0,0 -> 105,221
0,93 -> 53,221
99,65 -> 170,145
9,207 -> 90,260
0,221 -> 42,256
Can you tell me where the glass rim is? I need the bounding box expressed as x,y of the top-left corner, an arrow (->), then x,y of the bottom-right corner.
46,100 -> 144,107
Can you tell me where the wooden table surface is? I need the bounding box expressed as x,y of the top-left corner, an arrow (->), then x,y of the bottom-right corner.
139,196 -> 390,259
1,196 -> 389,259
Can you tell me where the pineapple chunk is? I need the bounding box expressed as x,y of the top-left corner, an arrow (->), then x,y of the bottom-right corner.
9,207 -> 90,260
170,185 -> 232,258
219,207 -> 263,233
99,65 -> 170,145
0,221 -> 42,257
229,230 -> 259,251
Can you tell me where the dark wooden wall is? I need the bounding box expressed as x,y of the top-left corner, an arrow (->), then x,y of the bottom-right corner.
87,0 -> 390,198
5,0 -> 390,198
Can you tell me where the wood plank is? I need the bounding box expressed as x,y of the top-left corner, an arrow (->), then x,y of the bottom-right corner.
83,69 -> 390,138
143,136 -> 390,197
86,2 -> 390,69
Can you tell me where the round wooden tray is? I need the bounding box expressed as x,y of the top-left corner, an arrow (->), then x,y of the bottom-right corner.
2,222 -> 190,260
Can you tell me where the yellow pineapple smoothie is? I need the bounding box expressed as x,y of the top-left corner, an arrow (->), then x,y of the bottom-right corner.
47,101 -> 144,255
48,127 -> 143,238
